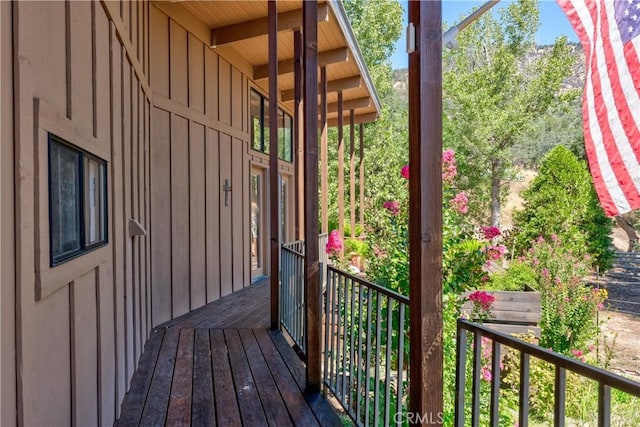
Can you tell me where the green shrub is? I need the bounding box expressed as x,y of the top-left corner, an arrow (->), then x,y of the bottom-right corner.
511,145 -> 614,271
487,261 -> 536,291
344,238 -> 369,256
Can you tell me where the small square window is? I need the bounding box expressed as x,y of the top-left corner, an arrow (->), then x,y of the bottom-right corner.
49,135 -> 108,266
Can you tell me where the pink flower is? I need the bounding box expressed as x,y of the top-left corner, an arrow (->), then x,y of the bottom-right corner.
571,349 -> 583,358
480,226 -> 501,240
481,367 -> 492,382
383,200 -> 400,216
401,164 -> 409,180
449,191 -> 468,214
442,149 -> 457,183
483,244 -> 506,260
469,290 -> 495,311
325,230 -> 343,256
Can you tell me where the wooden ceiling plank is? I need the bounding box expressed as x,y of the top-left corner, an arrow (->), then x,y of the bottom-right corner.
281,75 -> 361,102
211,3 -> 328,47
327,97 -> 369,113
253,47 -> 348,80
325,112 -> 378,127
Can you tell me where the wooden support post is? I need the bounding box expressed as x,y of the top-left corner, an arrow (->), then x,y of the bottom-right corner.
320,67 -> 328,234
268,0 -> 280,331
302,0 -> 320,394
294,30 -> 304,240
349,109 -> 356,239
408,0 -> 444,421
337,91 -> 344,244
359,123 -> 365,233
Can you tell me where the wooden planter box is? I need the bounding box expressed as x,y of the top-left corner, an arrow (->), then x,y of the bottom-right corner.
461,290 -> 541,338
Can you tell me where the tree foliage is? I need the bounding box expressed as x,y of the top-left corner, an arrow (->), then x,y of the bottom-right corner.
510,145 -> 614,271
443,0 -> 577,226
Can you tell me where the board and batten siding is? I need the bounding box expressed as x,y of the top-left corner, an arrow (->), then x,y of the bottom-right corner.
8,1 -> 257,424
149,4 -> 252,326
12,1 -> 151,425
1,1 -> 16,425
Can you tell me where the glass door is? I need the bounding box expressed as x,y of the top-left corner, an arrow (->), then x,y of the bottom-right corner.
251,168 -> 266,278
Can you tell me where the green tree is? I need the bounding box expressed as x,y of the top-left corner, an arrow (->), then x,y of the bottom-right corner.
443,0 -> 577,226
511,145 -> 614,271
511,97 -> 585,167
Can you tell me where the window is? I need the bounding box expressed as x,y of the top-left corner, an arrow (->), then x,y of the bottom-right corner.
49,134 -> 107,266
250,89 -> 293,162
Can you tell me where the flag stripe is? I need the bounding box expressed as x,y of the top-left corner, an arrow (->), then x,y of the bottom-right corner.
571,0 -> 629,215
591,1 -> 640,205
559,0 -> 640,216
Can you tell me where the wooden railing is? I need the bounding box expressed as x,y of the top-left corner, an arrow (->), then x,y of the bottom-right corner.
280,240 -> 306,354
323,265 -> 410,426
455,319 -> 640,427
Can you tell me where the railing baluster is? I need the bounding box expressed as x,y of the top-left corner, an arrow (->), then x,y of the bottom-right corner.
598,383 -> 611,427
323,264 -> 331,389
519,352 -> 530,427
349,276 -> 357,412
554,366 -> 566,427
364,289 -> 373,427
341,275 -> 348,405
356,282 -> 365,423
454,322 -> 467,427
397,302 -> 405,426
332,269 -> 339,393
384,296 -> 393,427
490,340 -> 500,427
471,331 -> 482,427
374,294 -> 382,427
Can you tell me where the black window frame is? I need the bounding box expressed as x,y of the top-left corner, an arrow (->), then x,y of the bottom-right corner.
48,134 -> 108,266
250,88 -> 293,162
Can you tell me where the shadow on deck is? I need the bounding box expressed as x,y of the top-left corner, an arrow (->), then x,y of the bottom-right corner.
116,280 -> 344,426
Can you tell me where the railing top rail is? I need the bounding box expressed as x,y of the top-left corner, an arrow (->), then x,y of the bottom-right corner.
327,265 -> 410,305
458,319 -> 640,397
281,241 -> 304,257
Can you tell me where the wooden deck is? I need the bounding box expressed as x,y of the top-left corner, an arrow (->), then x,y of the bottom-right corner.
116,280 -> 344,426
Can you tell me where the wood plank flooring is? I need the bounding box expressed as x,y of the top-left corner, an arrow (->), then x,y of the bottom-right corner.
116,281 -> 343,426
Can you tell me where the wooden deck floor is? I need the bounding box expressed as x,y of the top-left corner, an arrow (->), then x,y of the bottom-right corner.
116,281 -> 343,426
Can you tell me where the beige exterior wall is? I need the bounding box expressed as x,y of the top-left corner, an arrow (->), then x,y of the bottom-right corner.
148,5 -> 253,325
1,1 -> 16,425
12,1 -> 151,424
6,1 -> 296,424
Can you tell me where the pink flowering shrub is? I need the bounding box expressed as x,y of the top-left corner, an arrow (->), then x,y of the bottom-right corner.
519,236 -> 606,354
442,149 -> 457,184
382,200 -> 400,216
325,230 -> 343,256
480,226 -> 501,240
467,290 -> 495,321
449,191 -> 468,214
400,164 -> 409,180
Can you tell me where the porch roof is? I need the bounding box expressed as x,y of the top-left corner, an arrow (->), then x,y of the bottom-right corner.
153,0 -> 381,126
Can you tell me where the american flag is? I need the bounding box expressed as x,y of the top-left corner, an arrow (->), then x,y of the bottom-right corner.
558,0 -> 640,217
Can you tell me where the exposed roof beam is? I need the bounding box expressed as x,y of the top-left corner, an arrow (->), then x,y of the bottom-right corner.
254,47 -> 348,80
325,112 -> 378,128
281,75 -> 361,102
327,97 -> 370,113
211,4 -> 329,47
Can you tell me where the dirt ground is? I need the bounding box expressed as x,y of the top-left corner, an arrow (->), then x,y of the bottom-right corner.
600,311 -> 640,376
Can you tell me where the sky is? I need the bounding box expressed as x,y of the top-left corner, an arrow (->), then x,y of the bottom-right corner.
389,0 -> 580,69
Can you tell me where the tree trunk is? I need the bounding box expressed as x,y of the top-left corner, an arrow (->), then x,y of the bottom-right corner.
615,213 -> 638,252
491,158 -> 501,228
